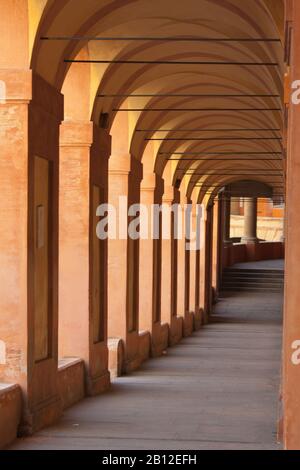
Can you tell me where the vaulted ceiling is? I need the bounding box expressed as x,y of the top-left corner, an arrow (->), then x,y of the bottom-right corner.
30,0 -> 285,202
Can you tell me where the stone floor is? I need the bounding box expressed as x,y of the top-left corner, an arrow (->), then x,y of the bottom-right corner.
232,259 -> 284,270
10,289 -> 283,450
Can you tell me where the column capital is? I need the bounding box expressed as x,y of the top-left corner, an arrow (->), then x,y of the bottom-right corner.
222,194 -> 232,244
241,197 -> 259,244
141,173 -> 156,192
0,69 -> 32,104
109,152 -> 131,175
0,70 -> 64,123
162,184 -> 175,204
60,120 -> 94,148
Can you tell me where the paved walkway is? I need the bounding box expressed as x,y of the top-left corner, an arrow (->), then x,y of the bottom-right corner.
10,291 -> 283,450
232,259 -> 284,270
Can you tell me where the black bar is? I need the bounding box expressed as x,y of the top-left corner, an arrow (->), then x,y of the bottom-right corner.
207,198 -> 284,200
98,93 -> 281,98
201,194 -> 283,196
184,172 -> 283,174
65,59 -> 279,66
160,152 -> 282,155
197,190 -> 283,192
211,194 -> 279,196
207,194 -> 284,196
186,174 -> 283,176
217,192 -> 284,193
180,171 -> 282,173
199,196 -> 283,198
42,36 -> 281,42
146,137 -> 282,141
194,183 -> 282,188
136,128 -> 282,132
114,107 -> 282,111
212,196 -> 283,198
195,186 -> 283,188
177,168 -> 281,171
194,182 -> 284,184
185,171 -> 283,174
196,186 -> 284,188
168,158 -> 281,161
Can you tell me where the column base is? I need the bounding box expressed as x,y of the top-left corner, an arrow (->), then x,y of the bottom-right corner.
241,237 -> 259,244
194,308 -> 204,331
86,370 -> 111,397
58,358 -> 85,410
19,394 -> 62,437
202,310 -> 209,325
183,311 -> 194,337
108,338 -> 125,378
109,332 -> 148,376
168,317 -> 183,346
150,323 -> 169,357
124,354 -> 142,374
138,331 -> 151,364
0,385 -> 21,449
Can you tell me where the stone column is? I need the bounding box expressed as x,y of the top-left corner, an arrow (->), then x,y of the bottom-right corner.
223,194 -> 232,243
59,122 -> 110,396
207,204 -> 214,315
189,202 -> 202,330
0,70 -> 63,434
139,174 -> 168,356
241,197 -> 258,243
212,199 -> 222,299
282,0 -> 300,450
161,186 -> 183,346
177,192 -> 194,337
176,191 -> 187,318
280,207 -> 286,243
230,197 -> 240,215
189,203 -> 197,314
200,204 -> 214,321
108,154 -> 143,373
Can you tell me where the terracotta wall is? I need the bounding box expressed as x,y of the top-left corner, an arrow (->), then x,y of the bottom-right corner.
58,359 -> 85,410
236,199 -> 284,218
230,215 -> 284,242
0,70 -> 64,436
223,241 -> 284,269
0,385 -> 22,449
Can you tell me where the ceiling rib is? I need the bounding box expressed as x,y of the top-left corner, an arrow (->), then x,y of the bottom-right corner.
114,108 -> 282,111
98,93 -> 281,98
42,36 -> 281,42
66,59 -> 279,66
136,128 -> 282,132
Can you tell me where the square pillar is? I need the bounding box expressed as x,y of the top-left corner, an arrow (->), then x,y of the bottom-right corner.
176,192 -> 194,336
282,0 -> 300,450
230,197 -> 240,216
139,174 -> 169,356
212,198 -> 222,299
0,70 -> 63,434
177,193 -> 188,317
189,203 -> 202,330
59,121 -> 111,396
161,187 -> 183,345
222,192 -> 232,244
200,204 -> 214,321
108,155 -> 143,373
241,197 -> 258,244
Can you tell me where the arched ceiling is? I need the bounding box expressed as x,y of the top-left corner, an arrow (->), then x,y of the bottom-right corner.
31,0 -> 285,202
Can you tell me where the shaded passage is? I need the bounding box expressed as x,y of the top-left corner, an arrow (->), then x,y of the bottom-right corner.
11,291 -> 282,450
